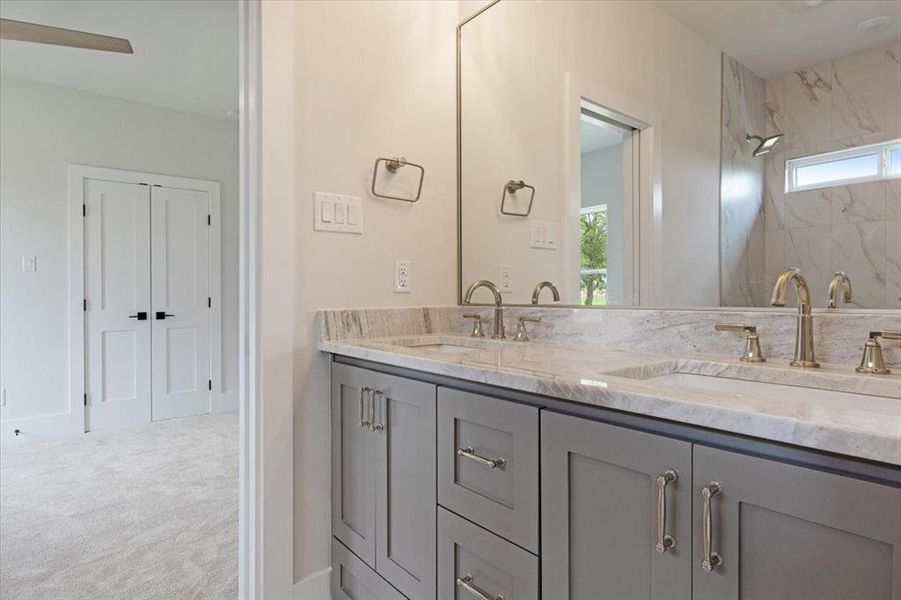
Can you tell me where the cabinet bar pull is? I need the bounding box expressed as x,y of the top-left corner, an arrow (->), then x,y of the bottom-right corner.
701,481 -> 723,572
655,469 -> 677,553
369,389 -> 384,433
457,446 -> 506,469
456,573 -> 504,600
358,387 -> 372,428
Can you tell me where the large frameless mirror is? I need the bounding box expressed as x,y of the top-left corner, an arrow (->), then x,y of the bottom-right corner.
458,0 -> 901,309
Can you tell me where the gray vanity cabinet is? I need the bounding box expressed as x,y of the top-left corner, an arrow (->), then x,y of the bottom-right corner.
691,445 -> 901,600
332,539 -> 406,600
541,411 -> 693,600
331,363 -> 437,600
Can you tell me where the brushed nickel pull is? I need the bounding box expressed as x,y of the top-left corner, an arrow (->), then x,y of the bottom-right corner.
457,446 -> 506,470
701,482 -> 723,572
456,573 -> 504,600
359,387 -> 372,428
370,389 -> 384,433
655,470 -> 677,553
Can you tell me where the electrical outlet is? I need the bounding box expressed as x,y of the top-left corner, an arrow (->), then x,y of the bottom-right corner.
394,260 -> 412,293
499,265 -> 513,293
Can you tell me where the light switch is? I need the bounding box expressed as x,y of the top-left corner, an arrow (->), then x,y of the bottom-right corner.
321,200 -> 334,222
347,205 -> 358,225
334,202 -> 346,224
313,191 -> 363,234
531,220 -> 557,250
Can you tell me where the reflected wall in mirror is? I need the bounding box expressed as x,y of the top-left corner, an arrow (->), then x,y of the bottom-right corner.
459,0 -> 901,309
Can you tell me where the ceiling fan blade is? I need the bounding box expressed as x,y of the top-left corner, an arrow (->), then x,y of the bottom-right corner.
0,18 -> 133,54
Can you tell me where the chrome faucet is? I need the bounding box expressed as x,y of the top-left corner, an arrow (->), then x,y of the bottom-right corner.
827,271 -> 853,308
770,268 -> 819,368
531,281 -> 560,305
463,280 -> 505,339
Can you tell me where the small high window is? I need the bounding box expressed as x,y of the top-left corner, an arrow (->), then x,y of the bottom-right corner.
785,139 -> 901,193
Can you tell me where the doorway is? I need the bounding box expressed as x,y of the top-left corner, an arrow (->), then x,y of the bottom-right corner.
72,166 -> 223,431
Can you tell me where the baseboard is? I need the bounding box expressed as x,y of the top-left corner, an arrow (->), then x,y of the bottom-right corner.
0,411 -> 80,445
293,567 -> 332,600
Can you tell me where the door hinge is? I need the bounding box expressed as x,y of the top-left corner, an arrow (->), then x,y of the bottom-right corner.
82,203 -> 86,217
83,298 -> 87,311
139,182 -> 150,186
207,214 -> 211,226
84,393 -> 87,406
208,297 -> 212,308
208,379 -> 212,391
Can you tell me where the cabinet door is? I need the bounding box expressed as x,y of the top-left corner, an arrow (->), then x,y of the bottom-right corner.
332,363 -> 378,566
692,445 -> 901,600
371,371 -> 437,599
332,538 -> 407,600
542,411 -> 692,600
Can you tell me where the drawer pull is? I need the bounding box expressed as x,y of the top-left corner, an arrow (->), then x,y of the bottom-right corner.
370,389 -> 384,433
358,387 -> 372,428
457,446 -> 506,470
456,573 -> 505,600
655,469 -> 677,553
701,481 -> 723,572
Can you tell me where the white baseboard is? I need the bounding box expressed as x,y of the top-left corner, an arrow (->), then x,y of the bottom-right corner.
0,411 -> 79,444
293,567 -> 332,600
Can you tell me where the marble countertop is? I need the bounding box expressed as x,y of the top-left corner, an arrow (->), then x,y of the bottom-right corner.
320,334 -> 901,465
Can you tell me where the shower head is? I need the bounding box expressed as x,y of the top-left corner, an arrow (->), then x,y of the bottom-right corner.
747,133 -> 784,157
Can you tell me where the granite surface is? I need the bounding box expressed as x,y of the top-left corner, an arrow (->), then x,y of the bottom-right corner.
318,307 -> 901,465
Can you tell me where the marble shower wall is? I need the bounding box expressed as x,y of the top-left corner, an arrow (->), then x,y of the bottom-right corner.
721,54 -> 767,306
763,40 -> 901,309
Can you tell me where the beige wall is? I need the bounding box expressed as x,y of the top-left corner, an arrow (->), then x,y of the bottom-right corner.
291,0 -> 459,583
460,0 -> 722,307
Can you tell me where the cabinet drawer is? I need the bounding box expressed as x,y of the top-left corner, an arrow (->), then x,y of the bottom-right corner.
332,538 -> 407,600
438,387 -> 539,552
438,507 -> 539,600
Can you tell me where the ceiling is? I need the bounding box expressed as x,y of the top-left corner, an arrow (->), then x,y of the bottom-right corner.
0,1 -> 238,119
655,0 -> 901,78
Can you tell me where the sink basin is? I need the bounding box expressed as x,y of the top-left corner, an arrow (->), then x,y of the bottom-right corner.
645,372 -> 883,403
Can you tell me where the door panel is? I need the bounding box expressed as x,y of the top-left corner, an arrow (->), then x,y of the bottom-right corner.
150,186 -> 210,420
542,411 -> 692,600
692,445 -> 901,600
373,371 -> 436,600
85,179 -> 151,431
332,363 -> 378,567
332,538 -> 407,600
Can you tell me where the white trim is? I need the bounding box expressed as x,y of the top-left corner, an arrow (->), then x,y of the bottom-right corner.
293,567 -> 332,600
66,165 -> 223,433
238,0 -> 262,598
785,138 -> 901,193
563,72 -> 660,307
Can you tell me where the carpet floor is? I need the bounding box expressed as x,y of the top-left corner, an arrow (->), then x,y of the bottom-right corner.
0,413 -> 238,600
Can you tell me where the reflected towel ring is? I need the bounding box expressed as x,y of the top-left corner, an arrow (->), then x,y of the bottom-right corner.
500,179 -> 535,216
371,156 -> 425,202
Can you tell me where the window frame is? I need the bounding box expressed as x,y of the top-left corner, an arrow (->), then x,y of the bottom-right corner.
785,138 -> 901,194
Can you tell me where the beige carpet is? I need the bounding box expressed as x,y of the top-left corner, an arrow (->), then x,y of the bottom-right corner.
0,413 -> 238,600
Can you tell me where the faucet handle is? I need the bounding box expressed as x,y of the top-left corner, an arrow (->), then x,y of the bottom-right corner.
463,314 -> 485,338
514,315 -> 541,342
714,323 -> 765,363
856,331 -> 901,375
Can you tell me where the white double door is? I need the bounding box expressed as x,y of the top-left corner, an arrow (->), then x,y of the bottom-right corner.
84,179 -> 211,430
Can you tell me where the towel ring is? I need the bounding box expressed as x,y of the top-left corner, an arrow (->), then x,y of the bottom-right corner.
371,156 -> 425,202
500,179 -> 535,216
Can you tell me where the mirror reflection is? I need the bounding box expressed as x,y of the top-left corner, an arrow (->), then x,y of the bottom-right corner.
460,0 -> 901,309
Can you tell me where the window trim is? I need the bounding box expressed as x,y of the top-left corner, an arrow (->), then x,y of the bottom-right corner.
785,138 -> 900,194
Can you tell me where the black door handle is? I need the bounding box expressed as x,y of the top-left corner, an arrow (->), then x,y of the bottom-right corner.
128,312 -> 148,320
156,312 -> 175,320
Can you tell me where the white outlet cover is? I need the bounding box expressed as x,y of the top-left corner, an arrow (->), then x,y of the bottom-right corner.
394,260 -> 411,293
499,265 -> 513,293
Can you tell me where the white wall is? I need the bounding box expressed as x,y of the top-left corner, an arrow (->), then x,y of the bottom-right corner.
0,76 -> 239,432
460,0 -> 722,306
291,0 -> 459,584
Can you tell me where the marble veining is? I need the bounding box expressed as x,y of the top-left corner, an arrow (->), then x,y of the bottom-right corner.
320,331 -> 901,465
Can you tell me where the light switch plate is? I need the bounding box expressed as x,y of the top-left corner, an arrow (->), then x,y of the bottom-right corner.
314,191 -> 363,234
22,256 -> 36,272
530,220 -> 556,250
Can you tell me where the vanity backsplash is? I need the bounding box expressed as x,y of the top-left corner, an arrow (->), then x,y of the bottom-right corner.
318,306 -> 901,369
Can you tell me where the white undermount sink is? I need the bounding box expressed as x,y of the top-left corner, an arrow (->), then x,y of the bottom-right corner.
645,372 -> 884,403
